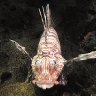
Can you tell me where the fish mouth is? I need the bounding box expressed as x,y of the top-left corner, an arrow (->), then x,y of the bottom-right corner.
32,79 -> 54,89
33,74 -> 59,89
37,83 -> 54,89
35,79 -> 59,89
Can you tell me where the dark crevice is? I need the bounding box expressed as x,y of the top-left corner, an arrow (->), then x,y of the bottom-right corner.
0,72 -> 12,84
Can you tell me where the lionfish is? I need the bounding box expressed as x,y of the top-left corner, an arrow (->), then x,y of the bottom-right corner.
31,4 -> 66,89
10,4 -> 66,89
10,4 -> 96,90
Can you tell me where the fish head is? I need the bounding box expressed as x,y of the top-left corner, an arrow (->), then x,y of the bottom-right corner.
32,54 -> 65,89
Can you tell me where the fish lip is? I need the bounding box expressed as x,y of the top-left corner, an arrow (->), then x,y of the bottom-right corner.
36,80 -> 55,89
36,83 -> 54,89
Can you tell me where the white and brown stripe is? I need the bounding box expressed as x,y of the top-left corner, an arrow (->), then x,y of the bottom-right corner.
31,4 -> 66,89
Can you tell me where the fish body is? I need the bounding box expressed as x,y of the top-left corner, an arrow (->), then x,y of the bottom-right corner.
31,4 -> 66,89
10,4 -> 96,90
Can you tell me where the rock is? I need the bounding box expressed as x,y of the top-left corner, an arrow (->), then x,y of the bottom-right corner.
59,58 -> 96,95
80,31 -> 96,52
0,40 -> 31,87
0,83 -> 36,96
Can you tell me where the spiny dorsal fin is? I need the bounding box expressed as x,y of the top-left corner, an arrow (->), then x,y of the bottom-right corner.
39,4 -> 52,30
46,4 -> 51,29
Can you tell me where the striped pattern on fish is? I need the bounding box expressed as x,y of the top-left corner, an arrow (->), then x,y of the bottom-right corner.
31,4 -> 66,89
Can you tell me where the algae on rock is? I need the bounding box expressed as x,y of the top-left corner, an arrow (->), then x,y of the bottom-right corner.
0,83 -> 36,96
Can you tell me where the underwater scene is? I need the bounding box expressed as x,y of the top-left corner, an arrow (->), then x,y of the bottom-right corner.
0,0 -> 96,96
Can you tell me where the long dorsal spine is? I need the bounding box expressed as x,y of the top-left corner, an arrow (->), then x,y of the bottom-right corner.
39,4 -> 52,31
39,4 -> 52,44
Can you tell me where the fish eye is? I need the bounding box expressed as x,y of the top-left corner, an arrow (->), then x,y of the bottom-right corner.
50,60 -> 56,65
35,60 -> 42,67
